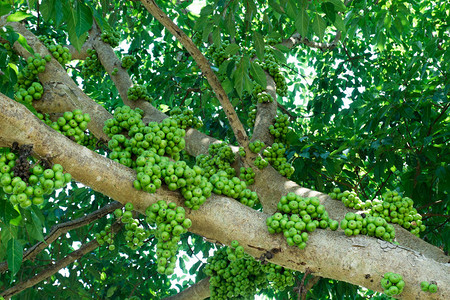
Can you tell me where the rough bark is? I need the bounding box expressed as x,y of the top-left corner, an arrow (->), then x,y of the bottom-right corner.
7,22 -> 110,142
0,94 -> 448,300
163,278 -> 210,300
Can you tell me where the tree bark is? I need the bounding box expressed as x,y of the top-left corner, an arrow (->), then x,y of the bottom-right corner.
0,93 -> 448,300
163,278 -> 210,300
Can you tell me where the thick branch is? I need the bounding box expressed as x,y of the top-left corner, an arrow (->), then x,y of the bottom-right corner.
163,278 -> 210,300
0,94 -> 448,300
251,72 -> 277,145
7,22 -> 110,142
140,0 -> 249,150
0,202 -> 122,274
8,21 -> 217,157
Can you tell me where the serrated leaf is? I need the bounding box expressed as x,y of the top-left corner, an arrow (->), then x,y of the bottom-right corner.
250,61 -> 267,89
333,14 -> 346,32
225,12 -> 235,39
286,0 -> 298,19
271,48 -> 287,64
253,32 -> 264,60
193,15 -> 207,31
212,27 -> 221,47
224,43 -> 240,56
218,59 -> 231,75
6,11 -> 32,22
273,44 -> 290,53
312,14 -> 327,41
63,1 -> 92,51
232,56 -> 250,97
326,0 -> 347,12
7,238 -> 22,276
321,2 -> 336,23
295,10 -> 309,37
268,0 -> 285,14
41,0 -> 64,26
221,78 -> 233,94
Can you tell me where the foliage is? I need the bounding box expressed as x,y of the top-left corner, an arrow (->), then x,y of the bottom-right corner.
0,0 -> 448,299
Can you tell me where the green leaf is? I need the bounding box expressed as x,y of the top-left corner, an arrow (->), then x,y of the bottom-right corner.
333,14 -> 346,32
377,32 -> 386,52
233,56 -> 250,97
312,14 -> 327,41
189,260 -> 202,275
17,33 -> 35,55
271,48 -> 287,64
0,199 -> 19,224
253,32 -> 265,60
20,100 -> 38,115
106,286 -> 117,298
63,1 -> 93,51
1,223 -> 16,245
326,0 -> 347,12
26,223 -> 44,242
286,0 -> 298,19
179,256 -> 186,272
268,0 -> 285,14
224,43 -> 240,56
225,12 -> 235,39
212,27 -> 221,47
41,0 -> 64,26
7,238 -> 22,276
295,9 -> 309,37
200,5 -> 213,16
321,2 -> 336,23
250,61 -> 267,89
0,1 -> 11,17
273,44 -> 290,53
6,11 -> 32,22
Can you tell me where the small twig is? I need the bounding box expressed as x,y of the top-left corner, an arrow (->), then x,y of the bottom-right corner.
301,275 -> 321,300
0,221 -> 119,299
417,199 -> 443,210
179,87 -> 202,106
140,0 -> 250,152
277,102 -> 296,121
281,32 -> 341,51
342,43 -> 357,68
297,268 -> 312,300
310,166 -> 354,190
421,213 -> 450,218
371,171 -> 393,201
0,201 -> 122,274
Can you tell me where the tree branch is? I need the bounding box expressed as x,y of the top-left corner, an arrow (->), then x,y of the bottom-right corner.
251,72 -> 277,145
0,202 -> 122,274
6,22 -> 111,142
0,221 -> 122,299
0,93 -> 448,300
140,0 -> 250,151
281,32 -> 341,51
7,21 -> 219,158
163,277 -> 210,300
